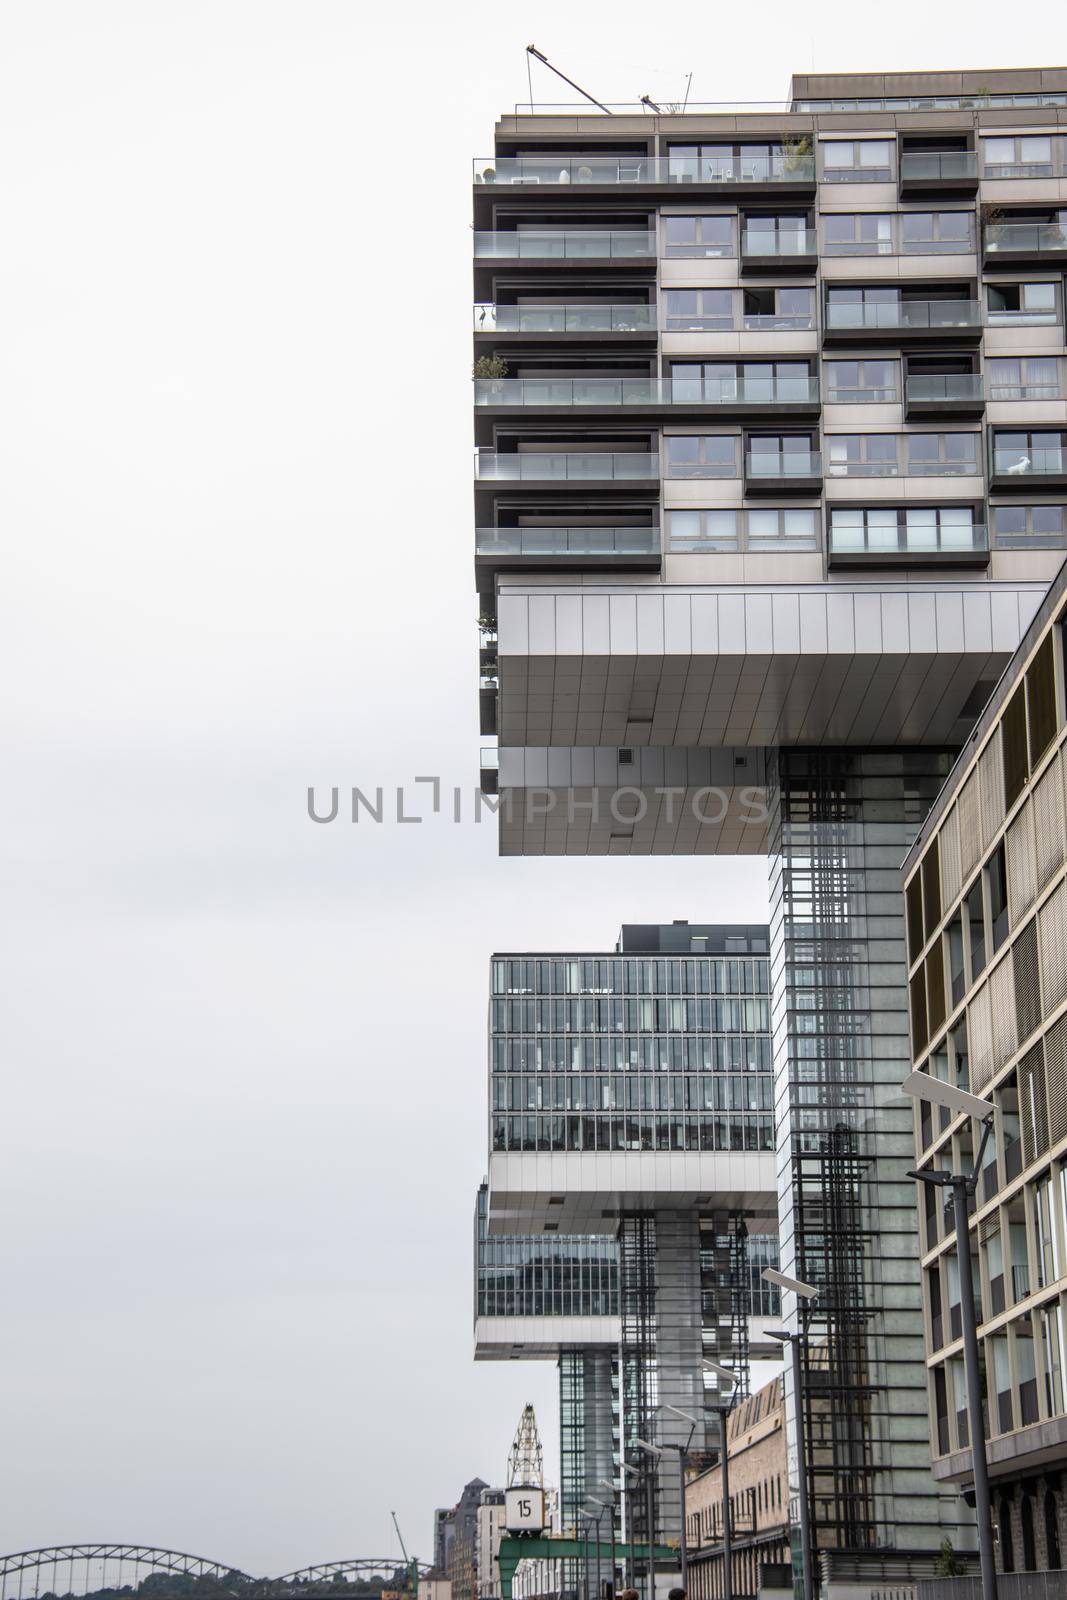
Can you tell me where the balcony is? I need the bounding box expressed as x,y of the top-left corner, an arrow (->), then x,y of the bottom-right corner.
823,299 -> 983,345
474,303 -> 656,337
983,223 -> 1067,268
474,376 -> 821,417
744,450 -> 822,494
828,519 -> 989,569
898,150 -> 979,199
479,746 -> 499,796
472,153 -> 816,196
740,228 -> 818,273
989,446 -> 1067,492
474,450 -> 659,485
472,229 -> 656,263
475,524 -> 661,579
904,373 -> 985,419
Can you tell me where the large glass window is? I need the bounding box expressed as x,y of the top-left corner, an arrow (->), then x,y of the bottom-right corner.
829,505 -> 979,554
663,215 -> 734,257
905,432 -> 980,475
664,288 -> 734,331
992,505 -> 1067,548
988,357 -> 1063,401
664,435 -> 738,478
821,139 -> 893,179
983,134 -> 1055,177
822,212 -> 893,254
668,507 -> 817,552
825,433 -> 900,475
742,285 -> 814,330
668,143 -> 797,183
670,360 -> 812,402
824,358 -> 900,403
901,210 -> 975,253
987,281 -> 1058,325
993,430 -> 1067,476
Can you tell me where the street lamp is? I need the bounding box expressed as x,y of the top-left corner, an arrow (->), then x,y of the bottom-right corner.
635,1440 -> 662,1600
903,1070 -> 999,1600
584,1505 -> 605,1600
763,1266 -> 818,1600
591,1497 -> 617,1600
621,1463 -> 641,1589
662,1402 -> 703,1594
701,1360 -> 737,1600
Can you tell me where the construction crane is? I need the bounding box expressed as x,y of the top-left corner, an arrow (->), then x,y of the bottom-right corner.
391,1511 -> 419,1598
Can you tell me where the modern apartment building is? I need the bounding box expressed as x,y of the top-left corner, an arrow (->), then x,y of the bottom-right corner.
471,64 -> 1067,1590
475,922 -> 778,1551
904,554 -> 1067,1575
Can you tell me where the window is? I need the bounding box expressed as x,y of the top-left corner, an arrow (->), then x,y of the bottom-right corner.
822,212 -> 893,254
667,507 -> 817,552
987,357 -> 1063,401
664,435 -> 738,478
983,135 -> 1054,177
742,285 -> 814,330
989,844 -> 1009,952
828,505 -> 979,555
947,915 -> 965,1006
967,880 -> 986,980
824,358 -> 899,403
826,433 -> 900,475
993,430 -> 1066,477
992,504 -> 1067,548
905,432 -> 980,475
664,288 -> 734,331
901,211 -> 975,253
663,215 -> 734,257
747,434 -> 818,476
670,360 -> 813,402
987,281 -> 1058,325
742,213 -> 812,254
668,142 -> 796,183
821,139 -> 893,180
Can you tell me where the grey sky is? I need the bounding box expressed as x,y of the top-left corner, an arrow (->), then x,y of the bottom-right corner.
0,0 -> 1052,1577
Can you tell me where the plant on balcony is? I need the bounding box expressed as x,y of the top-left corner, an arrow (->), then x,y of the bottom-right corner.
482,166 -> 496,182
980,201 -> 1005,228
576,164 -> 594,182
782,135 -> 812,174
933,1540 -> 966,1578
473,354 -> 509,379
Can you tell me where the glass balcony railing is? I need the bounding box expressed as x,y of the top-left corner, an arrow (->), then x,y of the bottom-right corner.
473,229 -> 656,259
741,229 -> 818,256
900,151 -> 978,182
829,521 -> 988,557
476,526 -> 659,556
993,448 -> 1066,477
989,381 -> 1066,401
984,162 -> 1058,180
825,299 -> 981,331
745,451 -> 822,478
985,223 -> 1067,254
475,376 -> 820,406
474,303 -> 656,333
905,374 -> 985,403
743,311 -> 816,331
472,154 -> 816,185
474,451 -> 659,481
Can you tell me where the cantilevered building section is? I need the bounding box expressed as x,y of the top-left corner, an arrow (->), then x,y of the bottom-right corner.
474,922 -> 780,1551
471,65 -> 1067,1591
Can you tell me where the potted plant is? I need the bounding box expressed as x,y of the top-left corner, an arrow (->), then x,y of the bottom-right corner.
473,353 -> 509,399
577,164 -> 594,182
482,165 -> 496,182
782,135 -> 813,176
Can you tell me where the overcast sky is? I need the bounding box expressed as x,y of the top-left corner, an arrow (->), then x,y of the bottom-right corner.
0,0 -> 1055,1578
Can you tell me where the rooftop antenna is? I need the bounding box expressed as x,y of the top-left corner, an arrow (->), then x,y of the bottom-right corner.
526,45 -> 614,115
682,71 -> 693,111
640,95 -> 662,113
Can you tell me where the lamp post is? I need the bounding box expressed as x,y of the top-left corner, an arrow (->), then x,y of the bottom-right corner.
762,1267 -> 819,1600
596,1486 -> 620,1600
662,1402 -> 702,1594
584,1507 -> 605,1600
702,1360 -> 738,1600
635,1441 -> 661,1600
903,1070 -> 999,1600
621,1463 -> 641,1590
592,1496 -> 616,1600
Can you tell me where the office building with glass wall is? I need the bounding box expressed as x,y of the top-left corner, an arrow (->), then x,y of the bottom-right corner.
471,63 -> 1067,1593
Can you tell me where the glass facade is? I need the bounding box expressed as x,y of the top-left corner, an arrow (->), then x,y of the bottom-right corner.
490,951 -> 773,1154
475,1183 -> 619,1317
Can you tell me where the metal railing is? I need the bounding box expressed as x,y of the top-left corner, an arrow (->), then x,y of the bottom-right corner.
983,161 -> 1059,179
475,376 -> 820,405
476,526 -> 659,556
474,450 -> 659,481
985,223 -> 1067,254
988,380 -> 1065,400
741,228 -> 818,256
829,520 -> 988,557
473,154 -> 815,184
825,299 -> 981,330
899,151 -> 978,181
474,303 -> 655,333
905,374 -> 984,402
473,230 -> 656,259
745,451 -> 822,478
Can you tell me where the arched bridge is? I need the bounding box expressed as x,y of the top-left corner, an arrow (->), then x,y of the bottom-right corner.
0,1548 -> 430,1600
